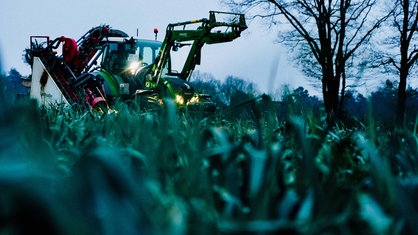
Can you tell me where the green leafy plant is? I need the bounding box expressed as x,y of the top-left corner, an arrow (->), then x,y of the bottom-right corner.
1,82 -> 418,234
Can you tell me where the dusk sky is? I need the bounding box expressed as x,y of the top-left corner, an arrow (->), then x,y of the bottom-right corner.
0,0 -> 310,94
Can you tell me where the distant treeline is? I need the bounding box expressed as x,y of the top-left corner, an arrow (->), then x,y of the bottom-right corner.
190,73 -> 418,129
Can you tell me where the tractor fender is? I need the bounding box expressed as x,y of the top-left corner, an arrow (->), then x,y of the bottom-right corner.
92,69 -> 124,97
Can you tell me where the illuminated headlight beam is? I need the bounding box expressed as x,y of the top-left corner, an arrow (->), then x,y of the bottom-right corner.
175,94 -> 185,105
128,61 -> 141,75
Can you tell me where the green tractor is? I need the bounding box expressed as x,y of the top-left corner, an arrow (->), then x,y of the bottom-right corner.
25,11 -> 247,114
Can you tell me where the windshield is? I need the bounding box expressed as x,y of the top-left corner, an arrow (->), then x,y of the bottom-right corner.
101,39 -> 161,74
135,39 -> 161,66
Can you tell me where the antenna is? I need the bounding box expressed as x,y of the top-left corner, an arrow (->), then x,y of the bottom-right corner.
154,28 -> 158,40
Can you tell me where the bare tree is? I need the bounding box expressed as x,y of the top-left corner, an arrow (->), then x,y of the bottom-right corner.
386,0 -> 418,125
223,0 -> 388,121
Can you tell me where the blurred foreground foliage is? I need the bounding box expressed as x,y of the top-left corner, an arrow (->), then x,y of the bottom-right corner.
1,77 -> 418,234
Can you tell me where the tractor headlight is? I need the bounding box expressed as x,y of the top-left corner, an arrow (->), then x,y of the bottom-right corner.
188,94 -> 200,104
175,94 -> 185,105
128,61 -> 141,75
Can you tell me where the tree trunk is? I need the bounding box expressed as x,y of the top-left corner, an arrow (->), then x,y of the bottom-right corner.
329,76 -> 340,116
322,70 -> 340,122
397,0 -> 411,127
397,70 -> 408,126
339,68 -> 347,116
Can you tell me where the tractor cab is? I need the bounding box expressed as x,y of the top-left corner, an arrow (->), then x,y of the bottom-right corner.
96,38 -> 162,98
100,38 -> 161,76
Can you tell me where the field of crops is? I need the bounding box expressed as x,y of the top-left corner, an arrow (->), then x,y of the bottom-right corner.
1,88 -> 418,234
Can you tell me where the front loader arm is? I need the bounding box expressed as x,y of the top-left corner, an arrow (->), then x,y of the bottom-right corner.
150,11 -> 247,84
